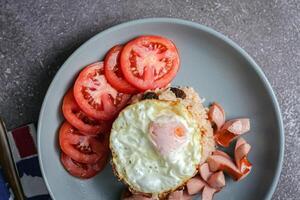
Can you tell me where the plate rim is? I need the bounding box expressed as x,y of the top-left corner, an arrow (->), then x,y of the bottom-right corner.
37,17 -> 284,200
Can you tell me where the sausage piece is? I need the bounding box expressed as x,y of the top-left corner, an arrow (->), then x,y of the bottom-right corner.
212,150 -> 232,160
168,189 -> 194,200
202,186 -> 217,200
226,118 -> 250,135
214,118 -> 250,147
199,163 -> 213,181
235,143 -> 251,169
208,103 -> 225,131
186,176 -> 206,195
235,137 -> 247,149
238,165 -> 252,181
207,155 -> 243,181
234,137 -> 252,179
207,171 -> 225,190
182,190 -> 194,200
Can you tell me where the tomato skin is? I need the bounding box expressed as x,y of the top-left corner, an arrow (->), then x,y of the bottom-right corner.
61,152 -> 108,179
104,45 -> 138,94
120,35 -> 180,91
73,62 -> 131,120
62,89 -> 111,135
59,122 -> 108,164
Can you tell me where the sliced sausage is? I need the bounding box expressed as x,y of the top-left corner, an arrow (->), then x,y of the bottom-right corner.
214,130 -> 236,147
182,190 -> 194,200
168,189 -> 194,200
186,176 -> 206,195
239,157 -> 252,179
202,186 -> 217,200
199,163 -> 213,181
207,171 -> 225,190
212,150 -> 232,160
234,137 -> 252,177
238,165 -> 252,181
235,137 -> 247,150
168,190 -> 183,200
208,103 -> 225,131
215,118 -> 250,147
207,155 -> 243,181
225,118 -> 250,135
235,143 -> 251,169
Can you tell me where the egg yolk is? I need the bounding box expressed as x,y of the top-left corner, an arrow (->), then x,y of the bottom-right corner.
174,126 -> 185,137
149,115 -> 187,157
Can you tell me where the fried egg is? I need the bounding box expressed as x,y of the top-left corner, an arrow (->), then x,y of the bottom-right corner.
110,100 -> 201,197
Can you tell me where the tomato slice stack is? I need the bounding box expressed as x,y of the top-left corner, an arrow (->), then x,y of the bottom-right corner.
58,35 -> 180,179
59,62 -> 128,179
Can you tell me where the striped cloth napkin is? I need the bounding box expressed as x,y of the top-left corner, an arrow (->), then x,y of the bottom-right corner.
0,124 -> 50,200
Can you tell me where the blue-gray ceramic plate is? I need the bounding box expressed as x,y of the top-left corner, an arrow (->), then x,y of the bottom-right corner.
38,18 -> 284,200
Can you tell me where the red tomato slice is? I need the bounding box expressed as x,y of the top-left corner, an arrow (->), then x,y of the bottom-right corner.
59,122 -> 109,164
73,62 -> 131,120
61,152 -> 108,179
62,89 -> 111,135
104,45 -> 138,94
120,35 -> 180,91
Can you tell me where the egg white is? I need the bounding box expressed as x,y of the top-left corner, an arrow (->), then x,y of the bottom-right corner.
110,100 -> 201,195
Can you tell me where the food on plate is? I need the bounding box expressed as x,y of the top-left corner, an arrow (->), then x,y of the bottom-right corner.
73,62 -> 131,120
207,153 -> 243,181
104,45 -> 138,94
186,171 -> 225,200
181,191 -> 194,200
207,171 -> 225,190
168,190 -> 194,200
202,186 -> 217,200
214,118 -> 250,147
212,149 -> 232,160
110,86 -> 215,199
208,103 -> 225,131
186,176 -> 206,195
199,163 -> 213,181
62,89 -> 110,135
55,35 -> 253,198
110,100 -> 202,197
234,137 -> 252,179
120,35 -> 180,91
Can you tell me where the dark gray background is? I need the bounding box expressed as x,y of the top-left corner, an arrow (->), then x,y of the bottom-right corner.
0,0 -> 299,199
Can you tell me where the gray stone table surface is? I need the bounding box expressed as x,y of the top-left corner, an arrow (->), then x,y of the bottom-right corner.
0,0 -> 299,199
